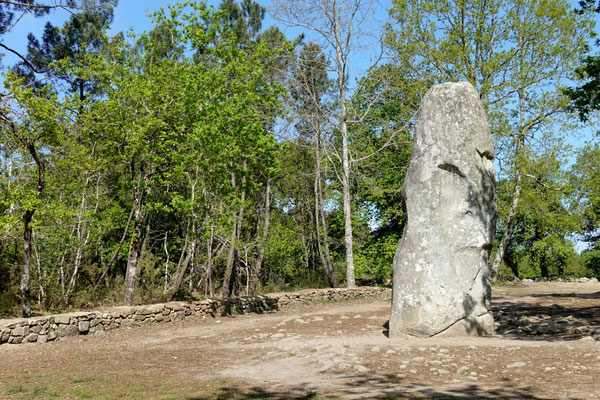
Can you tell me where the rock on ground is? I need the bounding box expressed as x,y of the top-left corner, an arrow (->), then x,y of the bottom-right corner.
390,82 -> 496,337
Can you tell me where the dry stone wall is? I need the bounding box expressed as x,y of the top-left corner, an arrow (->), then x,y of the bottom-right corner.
0,287 -> 390,346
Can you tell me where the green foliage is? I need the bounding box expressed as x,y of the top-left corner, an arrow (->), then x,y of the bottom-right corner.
387,0 -> 594,175
388,0 -> 594,279
265,213 -> 314,284
570,143 -> 600,245
565,0 -> 600,123
343,64 -> 421,283
0,0 -> 292,310
581,242 -> 600,276
355,229 -> 400,282
22,0 -> 117,96
350,63 -> 420,228
2,0 -> 599,311
505,236 -> 578,279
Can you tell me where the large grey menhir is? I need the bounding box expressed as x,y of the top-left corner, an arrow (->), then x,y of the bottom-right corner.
389,82 -> 497,337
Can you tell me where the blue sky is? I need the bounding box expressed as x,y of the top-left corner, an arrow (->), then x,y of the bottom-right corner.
1,0 -> 388,82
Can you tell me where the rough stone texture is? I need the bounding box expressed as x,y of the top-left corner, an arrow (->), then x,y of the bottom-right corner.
58,324 -> 79,338
78,320 -> 90,333
0,287 -> 389,346
53,314 -> 70,325
390,82 -> 496,338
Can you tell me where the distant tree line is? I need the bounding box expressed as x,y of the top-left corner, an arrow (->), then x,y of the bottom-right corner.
0,0 -> 598,317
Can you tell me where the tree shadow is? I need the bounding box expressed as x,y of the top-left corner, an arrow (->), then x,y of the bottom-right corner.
184,375 -> 554,400
185,385 -> 324,400
530,291 -> 600,300
325,372 -> 551,400
386,293 -> 600,342
492,298 -> 600,341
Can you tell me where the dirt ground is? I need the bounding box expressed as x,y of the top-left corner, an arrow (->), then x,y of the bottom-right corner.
1,282 -> 599,400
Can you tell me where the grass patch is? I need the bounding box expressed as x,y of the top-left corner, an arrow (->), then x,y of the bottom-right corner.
4,385 -> 60,400
69,386 -> 94,399
72,377 -> 93,384
7,385 -> 26,394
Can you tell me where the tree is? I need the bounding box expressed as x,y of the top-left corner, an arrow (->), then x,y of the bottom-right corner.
83,1 -> 284,305
580,242 -> 600,277
22,0 -> 117,101
570,143 -> 600,246
0,1 -> 104,70
497,150 -> 579,278
288,41 -> 338,287
349,63 -> 424,281
19,1 -> 117,308
387,0 -> 594,278
1,74 -> 64,317
0,0 -> 112,316
272,0 -> 379,288
207,0 -> 292,297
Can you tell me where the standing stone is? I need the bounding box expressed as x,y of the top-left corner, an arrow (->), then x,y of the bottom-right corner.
390,82 -> 496,337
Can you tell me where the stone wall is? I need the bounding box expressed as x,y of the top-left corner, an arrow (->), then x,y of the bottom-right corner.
0,287 -> 391,346
269,286 -> 390,307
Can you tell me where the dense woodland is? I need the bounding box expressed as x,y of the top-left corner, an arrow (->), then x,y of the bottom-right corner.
0,0 -> 599,317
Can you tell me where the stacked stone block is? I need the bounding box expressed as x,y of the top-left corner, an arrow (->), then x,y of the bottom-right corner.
0,287 -> 390,346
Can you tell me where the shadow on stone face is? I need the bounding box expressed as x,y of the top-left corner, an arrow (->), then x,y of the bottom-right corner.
382,320 -> 390,337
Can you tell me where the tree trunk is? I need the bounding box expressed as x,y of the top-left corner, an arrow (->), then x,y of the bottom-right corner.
124,188 -> 147,306
33,237 -> 45,310
197,226 -> 216,297
21,210 -> 33,317
491,90 -> 526,279
95,206 -> 135,287
222,220 -> 238,299
332,9 -> 355,288
222,173 -> 246,298
249,179 -> 271,295
65,177 -> 95,304
163,231 -> 170,292
7,121 -> 46,316
314,132 -> 337,287
171,238 -> 197,298
21,146 -> 45,317
340,99 -> 355,287
491,171 -> 522,278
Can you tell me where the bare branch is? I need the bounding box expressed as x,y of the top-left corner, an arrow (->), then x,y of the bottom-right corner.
522,173 -> 568,193
0,43 -> 42,73
0,0 -> 80,10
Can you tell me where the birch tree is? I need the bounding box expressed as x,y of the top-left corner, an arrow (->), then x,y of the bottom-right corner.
271,0 -> 378,287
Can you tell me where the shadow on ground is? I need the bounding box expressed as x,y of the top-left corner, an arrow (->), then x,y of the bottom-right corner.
492,294 -> 600,341
381,297 -> 600,342
531,291 -> 600,300
184,378 -> 554,400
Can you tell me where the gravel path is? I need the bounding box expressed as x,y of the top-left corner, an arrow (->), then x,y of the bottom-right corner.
0,282 -> 599,399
